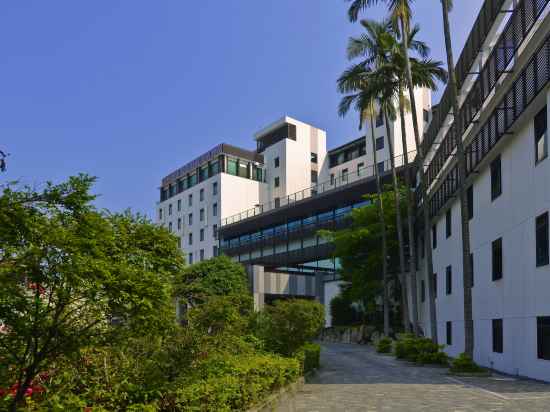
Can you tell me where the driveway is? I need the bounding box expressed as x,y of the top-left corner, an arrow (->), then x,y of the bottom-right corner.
276,343 -> 550,411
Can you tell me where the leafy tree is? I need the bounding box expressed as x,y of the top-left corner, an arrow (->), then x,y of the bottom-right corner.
174,255 -> 250,308
329,292 -> 363,327
0,175 -> 184,410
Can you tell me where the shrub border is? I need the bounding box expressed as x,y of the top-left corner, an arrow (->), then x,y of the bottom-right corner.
246,377 -> 304,412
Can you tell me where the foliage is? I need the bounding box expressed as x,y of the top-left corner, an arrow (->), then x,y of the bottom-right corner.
174,255 -> 250,307
376,337 -> 393,354
188,294 -> 252,336
329,292 -> 363,327
0,175 -> 184,407
254,299 -> 325,357
296,343 -> 321,373
393,334 -> 448,365
450,353 -> 485,373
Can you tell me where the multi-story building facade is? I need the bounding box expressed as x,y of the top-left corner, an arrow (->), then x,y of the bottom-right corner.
413,0 -> 550,382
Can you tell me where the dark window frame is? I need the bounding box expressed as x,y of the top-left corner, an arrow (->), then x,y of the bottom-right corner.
535,106 -> 548,165
274,177 -> 280,188
446,265 -> 452,295
432,224 -> 437,249
492,318 -> 503,353
274,157 -> 280,168
492,237 -> 503,281
446,209 -> 452,238
536,212 -> 549,267
537,316 -> 550,360
446,321 -> 452,345
490,155 -> 502,201
375,136 -> 385,151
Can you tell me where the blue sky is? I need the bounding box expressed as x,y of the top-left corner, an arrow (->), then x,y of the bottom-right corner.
1,1 -> 482,217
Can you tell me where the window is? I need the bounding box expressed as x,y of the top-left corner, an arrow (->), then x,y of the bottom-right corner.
377,162 -> 384,175
213,182 -> 218,196
490,155 -> 502,200
536,212 -> 549,267
213,224 -> 218,239
238,161 -> 249,178
467,185 -> 474,220
446,321 -> 452,345
535,106 -> 548,164
375,136 -> 385,150
168,204 -> 172,216
274,177 -> 280,188
446,209 -> 452,238
375,110 -> 384,127
357,162 -> 365,175
188,232 -> 193,245
200,229 -> 204,242
537,316 -> 550,360
200,208 -> 205,221
177,237 -> 181,249
330,174 -> 335,185
446,266 -> 452,295
492,237 -> 503,280
188,213 -> 193,225
433,273 -> 437,298
274,157 -> 280,168
158,209 -> 163,220
188,253 -> 193,265
200,249 -> 205,261
177,199 -> 181,212
423,109 -> 430,123
470,253 -> 474,287
274,197 -> 280,208
492,319 -> 503,353
188,194 -> 193,207
432,224 -> 437,249
213,203 -> 218,217
227,159 -> 238,175
311,170 -> 318,183
200,188 -> 204,201
421,280 -> 426,302
213,245 -> 218,257
177,217 -> 181,230
311,152 -> 318,164
168,222 -> 172,232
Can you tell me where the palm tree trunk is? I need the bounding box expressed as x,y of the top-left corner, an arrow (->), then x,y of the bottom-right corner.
398,88 -> 420,335
371,121 -> 390,336
399,17 -> 437,343
383,110 -> 410,333
441,0 -> 474,357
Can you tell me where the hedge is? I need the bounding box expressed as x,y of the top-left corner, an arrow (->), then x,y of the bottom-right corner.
297,343 -> 321,373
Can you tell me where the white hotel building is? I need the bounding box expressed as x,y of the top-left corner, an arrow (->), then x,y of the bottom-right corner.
157,0 -> 550,383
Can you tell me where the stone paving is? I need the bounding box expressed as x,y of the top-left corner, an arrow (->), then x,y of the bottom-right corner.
276,343 -> 550,411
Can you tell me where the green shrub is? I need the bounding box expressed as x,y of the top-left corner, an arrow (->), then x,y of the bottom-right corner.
297,343 -> 321,373
329,293 -> 363,327
376,337 -> 392,353
450,353 -> 485,373
393,335 -> 448,365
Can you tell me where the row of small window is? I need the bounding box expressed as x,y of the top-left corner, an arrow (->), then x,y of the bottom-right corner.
329,161 -> 386,185
161,161 -> 221,201
183,225 -> 219,245
186,246 -> 219,265
160,182 -> 218,219
444,317 -> 550,360
329,141 -> 367,168
273,153 -> 318,169
165,206 -> 218,232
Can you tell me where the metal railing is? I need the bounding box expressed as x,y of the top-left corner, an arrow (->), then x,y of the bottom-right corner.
426,0 -> 549,189
429,30 -> 550,217
221,150 -> 417,227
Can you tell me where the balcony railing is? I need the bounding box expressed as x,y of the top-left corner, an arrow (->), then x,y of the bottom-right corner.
221,150 -> 417,227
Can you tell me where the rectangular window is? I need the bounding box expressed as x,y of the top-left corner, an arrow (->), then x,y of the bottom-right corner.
274,157 -> 280,168
213,224 -> 218,239
535,106 -> 548,164
311,152 -> 318,163
274,177 -> 280,187
188,194 -> 193,207
177,237 -> 181,249
188,252 -> 193,265
168,222 -> 172,232
213,203 -> 218,217
492,237 -> 503,280
200,249 -> 205,261
274,197 -> 280,208
357,162 -> 365,175
168,204 -> 172,216
375,136 -> 385,150
537,316 -> 550,360
159,209 -> 163,220
330,174 -> 335,185
200,188 -> 204,201
490,155 -> 502,200
177,218 -> 181,230
200,229 -> 204,242
311,170 -> 318,184
238,162 -> 249,178
213,182 -> 218,196
446,209 -> 452,238
421,280 -> 426,302
536,212 -> 549,267
446,265 -> 452,295
446,321 -> 452,345
433,273 -> 437,299
188,213 -> 193,225
377,162 -> 384,175
423,109 -> 430,123
341,168 -> 348,181
467,185 -> 474,220
492,319 -> 503,353
188,232 -> 193,245
200,208 -> 205,221
213,245 -> 218,257
432,224 -> 437,249
376,110 -> 384,127
227,159 -> 238,175
177,199 -> 181,212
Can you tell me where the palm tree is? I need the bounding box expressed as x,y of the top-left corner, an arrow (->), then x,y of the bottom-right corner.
338,85 -> 391,336
440,0 -> 474,357
346,0 -> 439,343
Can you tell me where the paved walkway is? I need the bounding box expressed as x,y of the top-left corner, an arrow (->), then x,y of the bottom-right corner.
277,343 -> 550,411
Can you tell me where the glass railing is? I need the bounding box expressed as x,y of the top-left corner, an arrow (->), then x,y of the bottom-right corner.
221,150 -> 417,227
